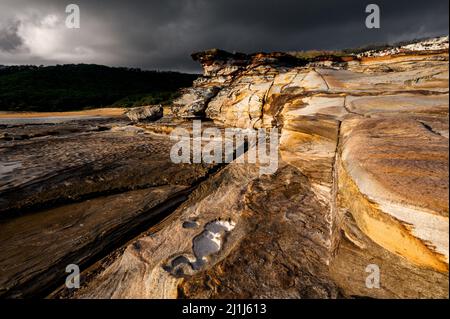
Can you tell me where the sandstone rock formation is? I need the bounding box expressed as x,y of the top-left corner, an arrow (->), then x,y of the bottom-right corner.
357,35 -> 449,58
125,105 -> 163,122
50,36 -> 448,299
172,86 -> 220,117
0,36 -> 448,299
0,118 -> 216,297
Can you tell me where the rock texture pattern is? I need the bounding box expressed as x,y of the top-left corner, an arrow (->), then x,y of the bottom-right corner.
61,37 -> 449,299
0,118 -> 215,297
1,37 -> 448,299
125,105 -> 163,122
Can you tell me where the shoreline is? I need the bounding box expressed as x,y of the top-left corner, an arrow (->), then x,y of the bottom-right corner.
0,107 -> 126,119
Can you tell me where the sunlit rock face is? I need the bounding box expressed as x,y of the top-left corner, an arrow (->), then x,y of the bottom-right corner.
357,35 -> 449,58
125,105 -> 163,122
8,37 -> 446,299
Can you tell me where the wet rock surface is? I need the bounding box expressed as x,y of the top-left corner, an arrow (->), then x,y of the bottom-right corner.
125,105 -> 163,122
0,117 -> 215,297
1,37 -> 448,299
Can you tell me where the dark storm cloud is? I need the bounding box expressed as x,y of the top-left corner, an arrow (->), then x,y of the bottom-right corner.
0,0 -> 448,71
0,20 -> 23,52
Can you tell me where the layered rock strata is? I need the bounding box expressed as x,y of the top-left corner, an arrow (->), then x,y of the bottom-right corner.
125,105 -> 163,122
0,118 -> 217,297
1,37 -> 448,299
58,37 -> 449,299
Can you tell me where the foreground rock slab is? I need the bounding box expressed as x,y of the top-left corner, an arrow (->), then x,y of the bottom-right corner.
125,105 -> 163,122
70,38 -> 448,299
0,118 -> 215,297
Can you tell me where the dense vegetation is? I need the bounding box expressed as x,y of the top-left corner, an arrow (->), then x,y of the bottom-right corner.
0,64 -> 198,112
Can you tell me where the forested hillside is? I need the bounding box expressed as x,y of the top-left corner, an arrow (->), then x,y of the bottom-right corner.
0,64 -> 198,111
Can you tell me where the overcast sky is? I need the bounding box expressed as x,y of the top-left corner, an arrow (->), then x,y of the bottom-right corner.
0,0 -> 448,72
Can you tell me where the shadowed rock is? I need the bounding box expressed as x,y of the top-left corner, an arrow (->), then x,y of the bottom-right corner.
71,37 -> 448,299
1,36 -> 449,299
